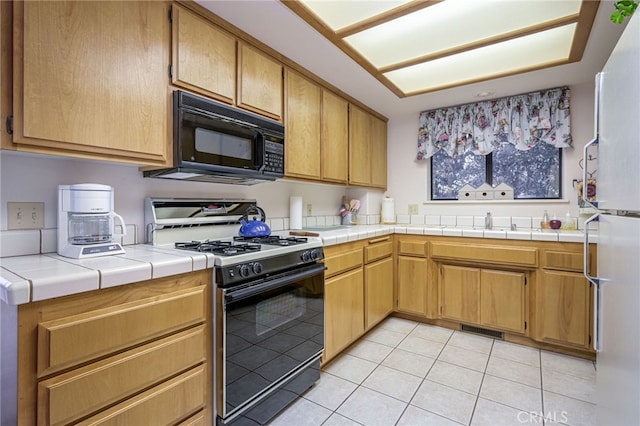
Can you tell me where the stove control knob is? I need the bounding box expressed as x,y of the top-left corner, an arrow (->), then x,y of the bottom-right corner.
310,249 -> 321,261
239,264 -> 251,277
301,250 -> 311,262
252,262 -> 263,274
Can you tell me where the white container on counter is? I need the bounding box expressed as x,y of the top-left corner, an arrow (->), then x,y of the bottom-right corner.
290,196 -> 303,229
381,196 -> 395,224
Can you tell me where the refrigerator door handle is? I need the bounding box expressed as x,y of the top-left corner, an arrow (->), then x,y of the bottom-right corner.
594,282 -> 602,352
584,212 -> 602,351
583,213 -> 600,287
581,137 -> 599,210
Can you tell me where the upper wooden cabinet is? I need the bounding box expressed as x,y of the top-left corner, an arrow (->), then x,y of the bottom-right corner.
285,70 -> 321,179
370,114 -> 387,188
348,104 -> 371,186
284,70 -> 348,184
349,104 -> 387,189
10,0 -> 170,165
171,3 -> 236,104
321,90 -> 349,183
238,42 -> 283,121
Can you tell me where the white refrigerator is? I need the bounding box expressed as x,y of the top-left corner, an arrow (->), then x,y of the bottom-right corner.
583,10 -> 640,426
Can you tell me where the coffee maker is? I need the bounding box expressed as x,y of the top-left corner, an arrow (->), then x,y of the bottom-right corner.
58,183 -> 126,258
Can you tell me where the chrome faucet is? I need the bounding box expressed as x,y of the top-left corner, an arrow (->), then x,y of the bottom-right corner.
485,212 -> 492,230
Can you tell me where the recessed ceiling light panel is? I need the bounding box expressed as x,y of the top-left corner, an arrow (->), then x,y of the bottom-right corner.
344,0 -> 581,68
301,0 -> 412,31
384,23 -> 576,94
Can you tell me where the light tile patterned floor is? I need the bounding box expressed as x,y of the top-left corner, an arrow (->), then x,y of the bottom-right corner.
268,317 -> 596,426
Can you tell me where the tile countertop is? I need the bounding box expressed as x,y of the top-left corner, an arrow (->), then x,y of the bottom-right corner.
0,225 -> 592,306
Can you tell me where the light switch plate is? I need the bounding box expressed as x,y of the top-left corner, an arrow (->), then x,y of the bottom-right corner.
7,202 -> 45,229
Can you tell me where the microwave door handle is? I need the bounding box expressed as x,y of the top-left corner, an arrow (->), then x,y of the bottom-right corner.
255,131 -> 266,172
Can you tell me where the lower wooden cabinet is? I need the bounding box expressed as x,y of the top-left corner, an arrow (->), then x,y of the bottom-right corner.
440,265 -> 481,324
324,267 -> 364,360
323,237 -> 394,362
439,265 -> 526,333
480,269 -> 526,333
365,257 -> 393,330
17,270 -> 212,426
534,270 -> 592,350
396,256 -> 428,316
76,366 -> 206,426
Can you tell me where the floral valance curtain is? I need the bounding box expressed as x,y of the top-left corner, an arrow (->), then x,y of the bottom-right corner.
416,87 -> 572,160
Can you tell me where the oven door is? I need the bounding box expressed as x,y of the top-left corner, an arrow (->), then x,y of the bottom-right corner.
216,263 -> 325,422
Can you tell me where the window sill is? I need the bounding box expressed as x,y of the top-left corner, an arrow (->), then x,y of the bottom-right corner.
423,199 -> 571,205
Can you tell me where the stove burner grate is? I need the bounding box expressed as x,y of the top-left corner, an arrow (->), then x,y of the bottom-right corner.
175,240 -> 261,256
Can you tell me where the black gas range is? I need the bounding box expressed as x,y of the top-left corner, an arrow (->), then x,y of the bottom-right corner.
174,235 -> 324,288
146,198 -> 326,426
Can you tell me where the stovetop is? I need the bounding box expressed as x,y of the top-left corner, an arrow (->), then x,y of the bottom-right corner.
173,235 -> 323,267
145,198 -> 324,277
175,235 -> 311,256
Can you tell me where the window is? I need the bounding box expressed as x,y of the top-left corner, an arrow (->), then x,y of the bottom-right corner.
418,87 -> 571,201
431,142 -> 562,200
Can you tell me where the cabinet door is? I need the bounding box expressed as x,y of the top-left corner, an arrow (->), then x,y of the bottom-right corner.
76,366 -> 205,426
440,265 -> 480,324
324,268 -> 364,361
238,43 -> 283,120
39,327 -> 205,425
480,270 -> 526,333
365,257 -> 393,330
285,70 -> 321,179
370,115 -> 387,188
348,104 -> 371,186
536,270 -> 591,349
14,1 -> 169,164
396,256 -> 427,316
171,4 -> 236,103
321,90 -> 348,183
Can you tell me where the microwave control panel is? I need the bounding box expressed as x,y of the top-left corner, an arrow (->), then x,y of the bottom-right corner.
264,140 -> 284,174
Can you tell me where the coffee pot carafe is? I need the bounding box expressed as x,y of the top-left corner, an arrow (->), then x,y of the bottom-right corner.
58,183 -> 126,258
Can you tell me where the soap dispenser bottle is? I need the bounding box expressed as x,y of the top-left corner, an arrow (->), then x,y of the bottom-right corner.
541,210 -> 550,229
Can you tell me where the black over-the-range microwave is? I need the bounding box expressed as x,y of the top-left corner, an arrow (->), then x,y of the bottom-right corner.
143,90 -> 285,185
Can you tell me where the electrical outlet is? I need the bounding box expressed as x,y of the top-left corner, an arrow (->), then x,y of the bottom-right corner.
8,202 -> 45,229
408,204 -> 419,215
306,204 -> 313,216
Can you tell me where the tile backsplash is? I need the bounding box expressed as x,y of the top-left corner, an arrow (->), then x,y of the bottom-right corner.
1,215 -> 594,258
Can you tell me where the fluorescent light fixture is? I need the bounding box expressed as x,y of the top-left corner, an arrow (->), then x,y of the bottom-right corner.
283,0 -> 598,97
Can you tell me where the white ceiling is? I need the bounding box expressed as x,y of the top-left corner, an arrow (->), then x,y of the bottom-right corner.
196,0 -> 628,119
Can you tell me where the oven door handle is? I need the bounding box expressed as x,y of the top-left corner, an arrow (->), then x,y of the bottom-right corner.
224,263 -> 326,304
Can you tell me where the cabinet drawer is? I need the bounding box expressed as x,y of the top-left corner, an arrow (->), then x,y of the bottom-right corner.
364,238 -> 392,263
543,250 -> 583,272
325,249 -> 363,278
398,240 -> 427,257
39,326 -> 205,426
76,365 -> 205,426
38,286 -> 206,375
431,242 -> 538,268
